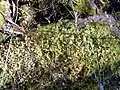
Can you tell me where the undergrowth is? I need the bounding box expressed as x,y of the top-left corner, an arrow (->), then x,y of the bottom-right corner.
0,20 -> 120,89
0,0 -> 120,90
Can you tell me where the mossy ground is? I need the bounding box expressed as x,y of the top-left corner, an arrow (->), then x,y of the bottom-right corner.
0,20 -> 120,89
0,0 -> 120,90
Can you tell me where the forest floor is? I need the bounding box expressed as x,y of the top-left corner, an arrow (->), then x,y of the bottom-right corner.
0,0 -> 120,90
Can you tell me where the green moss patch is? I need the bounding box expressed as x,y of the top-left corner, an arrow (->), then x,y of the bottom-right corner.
0,20 -> 120,89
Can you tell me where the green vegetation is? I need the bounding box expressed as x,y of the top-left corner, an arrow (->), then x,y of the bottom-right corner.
0,0 -> 120,89
0,20 -> 120,89
0,0 -> 6,29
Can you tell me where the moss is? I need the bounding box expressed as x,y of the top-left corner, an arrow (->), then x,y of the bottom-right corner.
0,20 -> 120,89
80,22 -> 120,76
0,0 -> 119,89
115,11 -> 120,27
0,11 -> 5,28
27,20 -> 120,89
0,32 -> 4,42
0,0 -> 7,29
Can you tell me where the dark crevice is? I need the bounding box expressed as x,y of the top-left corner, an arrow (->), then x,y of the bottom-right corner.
106,0 -> 120,13
34,3 -> 73,25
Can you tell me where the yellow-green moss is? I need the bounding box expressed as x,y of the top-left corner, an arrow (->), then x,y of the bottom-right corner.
0,20 -> 120,89
80,22 -> 120,75
0,12 -> 5,28
0,0 -> 7,29
27,20 -> 120,89
0,32 -> 4,41
29,20 -> 120,76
